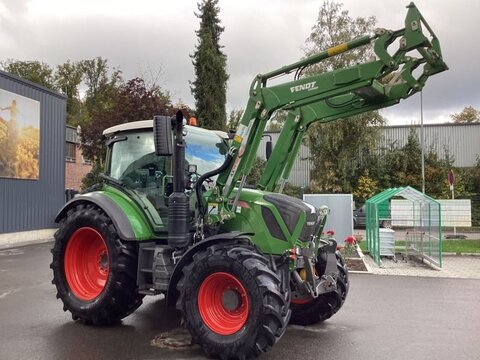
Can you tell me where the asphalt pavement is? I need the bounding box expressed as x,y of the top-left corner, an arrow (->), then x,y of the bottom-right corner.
1,243 -> 479,360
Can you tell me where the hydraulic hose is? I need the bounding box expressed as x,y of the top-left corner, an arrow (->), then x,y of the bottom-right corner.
195,153 -> 234,218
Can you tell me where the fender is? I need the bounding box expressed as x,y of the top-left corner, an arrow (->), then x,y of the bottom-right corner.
55,192 -> 141,241
166,231 -> 253,307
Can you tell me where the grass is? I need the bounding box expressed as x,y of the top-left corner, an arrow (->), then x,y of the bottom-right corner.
358,239 -> 480,254
442,240 -> 480,254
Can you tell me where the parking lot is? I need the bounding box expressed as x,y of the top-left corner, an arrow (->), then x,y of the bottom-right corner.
1,242 -> 479,360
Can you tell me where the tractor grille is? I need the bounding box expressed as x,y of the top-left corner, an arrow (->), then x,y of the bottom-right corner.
299,211 -> 319,242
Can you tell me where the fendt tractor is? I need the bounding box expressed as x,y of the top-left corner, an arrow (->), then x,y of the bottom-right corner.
51,3 -> 447,359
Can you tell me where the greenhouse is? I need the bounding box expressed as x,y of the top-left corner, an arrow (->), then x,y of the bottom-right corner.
366,187 -> 442,268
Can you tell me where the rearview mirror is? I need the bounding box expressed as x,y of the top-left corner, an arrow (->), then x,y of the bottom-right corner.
266,140 -> 272,160
153,115 -> 173,156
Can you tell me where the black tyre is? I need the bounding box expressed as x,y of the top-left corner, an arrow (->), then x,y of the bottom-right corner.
290,251 -> 349,326
176,244 -> 290,359
51,203 -> 144,325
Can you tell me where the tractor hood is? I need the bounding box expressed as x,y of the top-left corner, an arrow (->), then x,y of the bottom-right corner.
222,189 -> 321,254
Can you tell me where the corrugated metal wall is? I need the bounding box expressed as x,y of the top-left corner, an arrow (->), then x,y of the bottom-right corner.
379,123 -> 480,167
0,70 -> 66,233
258,134 -> 312,187
260,123 -> 480,186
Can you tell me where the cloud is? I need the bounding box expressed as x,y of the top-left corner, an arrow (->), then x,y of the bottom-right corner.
0,0 -> 477,126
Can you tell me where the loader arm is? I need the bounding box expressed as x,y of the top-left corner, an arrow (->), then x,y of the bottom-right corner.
210,2 -> 447,223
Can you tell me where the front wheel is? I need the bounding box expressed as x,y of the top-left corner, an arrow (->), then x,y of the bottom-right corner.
51,203 -> 144,325
177,244 -> 290,359
290,252 -> 349,326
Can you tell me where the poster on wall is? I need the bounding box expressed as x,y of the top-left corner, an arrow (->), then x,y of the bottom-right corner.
0,89 -> 40,180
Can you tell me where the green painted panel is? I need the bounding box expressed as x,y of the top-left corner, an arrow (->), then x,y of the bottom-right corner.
102,185 -> 155,240
220,189 -> 305,255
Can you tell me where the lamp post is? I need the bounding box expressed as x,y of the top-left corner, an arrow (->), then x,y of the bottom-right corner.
420,91 -> 425,194
448,169 -> 456,236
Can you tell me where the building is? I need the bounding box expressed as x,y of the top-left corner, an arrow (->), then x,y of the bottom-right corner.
259,122 -> 480,187
0,70 -> 66,234
66,125 -> 92,191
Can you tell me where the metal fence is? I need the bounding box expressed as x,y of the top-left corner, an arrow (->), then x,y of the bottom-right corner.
404,200 -> 442,268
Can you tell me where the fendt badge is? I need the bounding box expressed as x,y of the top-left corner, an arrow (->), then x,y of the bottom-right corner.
290,81 -> 318,93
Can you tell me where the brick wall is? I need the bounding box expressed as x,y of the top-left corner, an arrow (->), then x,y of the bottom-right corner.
65,144 -> 92,191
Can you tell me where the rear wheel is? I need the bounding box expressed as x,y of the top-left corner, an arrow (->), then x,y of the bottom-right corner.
51,203 -> 144,325
290,252 -> 349,326
177,244 -> 290,359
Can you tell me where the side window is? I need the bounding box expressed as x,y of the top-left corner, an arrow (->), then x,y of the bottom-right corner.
109,132 -> 172,227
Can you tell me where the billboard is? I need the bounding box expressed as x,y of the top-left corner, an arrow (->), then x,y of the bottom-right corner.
0,89 -> 40,180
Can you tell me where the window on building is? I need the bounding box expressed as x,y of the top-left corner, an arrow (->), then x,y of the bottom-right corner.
82,155 -> 92,165
66,142 -> 76,162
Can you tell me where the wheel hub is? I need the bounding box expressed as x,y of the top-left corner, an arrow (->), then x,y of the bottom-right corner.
222,289 -> 241,311
98,252 -> 109,273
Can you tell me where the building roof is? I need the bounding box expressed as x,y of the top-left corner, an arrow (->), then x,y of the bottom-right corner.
0,69 -> 67,99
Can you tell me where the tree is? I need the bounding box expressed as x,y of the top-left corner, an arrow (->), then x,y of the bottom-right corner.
304,1 -> 385,193
246,157 -> 267,186
76,58 -> 123,162
469,156 -> 480,194
381,129 -> 421,190
450,106 -> 480,123
191,0 -> 228,131
79,76 -> 173,162
423,146 -> 455,197
55,60 -> 84,125
114,77 -> 173,123
80,57 -> 122,114
266,110 -> 288,132
304,1 -> 376,73
226,109 -> 243,130
0,59 -> 57,90
353,170 -> 379,203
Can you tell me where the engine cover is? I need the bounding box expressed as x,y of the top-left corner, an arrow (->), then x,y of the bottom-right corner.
263,193 -> 320,242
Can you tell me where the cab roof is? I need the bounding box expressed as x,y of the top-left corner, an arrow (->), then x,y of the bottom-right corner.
102,120 -> 228,140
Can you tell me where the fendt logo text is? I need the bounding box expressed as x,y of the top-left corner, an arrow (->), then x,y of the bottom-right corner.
290,81 -> 318,93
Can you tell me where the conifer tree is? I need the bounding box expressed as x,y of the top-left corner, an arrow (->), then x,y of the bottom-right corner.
191,0 -> 228,130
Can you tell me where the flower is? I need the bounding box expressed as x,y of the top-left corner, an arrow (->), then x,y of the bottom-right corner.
327,229 -> 335,236
344,235 -> 356,245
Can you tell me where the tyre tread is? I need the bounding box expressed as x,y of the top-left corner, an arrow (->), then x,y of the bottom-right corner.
51,204 -> 144,325
177,243 -> 291,359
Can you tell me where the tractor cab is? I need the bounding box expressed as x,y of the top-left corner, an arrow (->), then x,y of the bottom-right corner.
102,120 -> 228,230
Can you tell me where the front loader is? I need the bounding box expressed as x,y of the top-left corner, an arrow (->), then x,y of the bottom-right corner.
51,3 -> 447,359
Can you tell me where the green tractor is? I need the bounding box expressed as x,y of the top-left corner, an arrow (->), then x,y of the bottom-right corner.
51,3 -> 447,358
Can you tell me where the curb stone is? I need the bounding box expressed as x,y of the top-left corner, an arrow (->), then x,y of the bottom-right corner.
346,244 -> 372,274
0,229 -> 56,250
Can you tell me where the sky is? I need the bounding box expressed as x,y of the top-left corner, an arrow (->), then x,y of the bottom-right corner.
0,0 -> 478,125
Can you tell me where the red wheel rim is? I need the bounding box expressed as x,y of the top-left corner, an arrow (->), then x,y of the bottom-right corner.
197,272 -> 249,335
291,296 -> 313,305
64,227 -> 109,301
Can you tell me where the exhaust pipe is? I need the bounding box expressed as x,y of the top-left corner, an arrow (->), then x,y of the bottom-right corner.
167,110 -> 190,249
